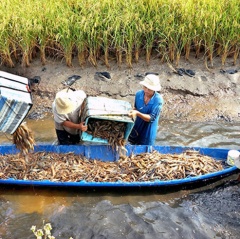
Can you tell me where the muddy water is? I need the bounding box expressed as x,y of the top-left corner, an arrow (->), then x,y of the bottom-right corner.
157,119 -> 240,149
0,114 -> 56,144
0,117 -> 239,239
1,115 -> 239,149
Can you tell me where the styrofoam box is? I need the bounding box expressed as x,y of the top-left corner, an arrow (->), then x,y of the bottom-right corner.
80,97 -> 134,144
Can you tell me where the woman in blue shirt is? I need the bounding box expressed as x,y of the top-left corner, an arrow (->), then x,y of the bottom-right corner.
128,74 -> 164,145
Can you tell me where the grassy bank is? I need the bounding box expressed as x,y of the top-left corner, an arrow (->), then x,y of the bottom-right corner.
0,0 -> 239,68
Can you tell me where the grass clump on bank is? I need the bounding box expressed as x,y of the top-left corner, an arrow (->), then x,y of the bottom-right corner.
0,0 -> 239,68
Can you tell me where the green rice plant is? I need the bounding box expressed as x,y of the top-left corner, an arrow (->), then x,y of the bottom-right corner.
132,18 -> 144,63
122,0 -> 146,67
143,21 -> 155,65
104,1 -> 124,67
111,19 -> 125,67
215,0 -> 240,65
178,1 -> 196,61
141,0 -> 164,65
81,1 -> 104,66
54,13 -> 76,67
0,2 -> 15,67
122,16 -> 136,68
0,0 -> 239,68
199,1 -> 220,68
163,2 -> 181,64
192,4 -> 205,59
125,25 -> 134,68
154,3 -> 170,63
72,3 -> 88,67
9,1 -> 40,67
74,18 -> 88,67
97,0 -> 117,68
232,44 -> 240,66
101,29 -> 111,68
35,0 -> 60,65
86,15 -> 102,66
141,13 -> 155,65
41,0 -> 78,66
168,0 -> 195,65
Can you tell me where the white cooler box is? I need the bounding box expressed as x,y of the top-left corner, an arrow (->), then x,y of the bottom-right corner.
0,71 -> 32,134
81,96 -> 134,144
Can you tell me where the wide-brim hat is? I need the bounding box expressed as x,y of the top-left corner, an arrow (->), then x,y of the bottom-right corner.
139,74 -> 161,91
55,90 -> 76,114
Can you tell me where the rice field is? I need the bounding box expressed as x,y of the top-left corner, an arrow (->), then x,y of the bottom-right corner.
0,0 -> 239,68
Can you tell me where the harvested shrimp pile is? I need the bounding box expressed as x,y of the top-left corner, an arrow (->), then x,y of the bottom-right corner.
86,119 -> 127,149
0,150 -> 223,182
12,122 -> 35,154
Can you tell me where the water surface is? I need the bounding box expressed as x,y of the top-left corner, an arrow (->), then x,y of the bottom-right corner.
0,117 -> 239,239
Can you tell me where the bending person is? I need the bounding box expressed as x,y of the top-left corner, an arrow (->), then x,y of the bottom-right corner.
52,89 -> 87,145
128,74 -> 164,145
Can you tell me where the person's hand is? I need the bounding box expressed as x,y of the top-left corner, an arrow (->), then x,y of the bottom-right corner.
79,122 -> 87,131
128,110 -> 138,119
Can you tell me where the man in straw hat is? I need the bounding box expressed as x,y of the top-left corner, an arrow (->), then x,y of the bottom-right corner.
128,74 -> 164,145
52,89 -> 87,145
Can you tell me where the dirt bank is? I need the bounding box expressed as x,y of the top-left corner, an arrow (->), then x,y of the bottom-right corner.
1,54 -> 240,123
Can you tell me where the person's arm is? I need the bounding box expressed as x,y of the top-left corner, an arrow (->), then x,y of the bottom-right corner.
62,121 -> 87,131
128,110 -> 151,122
129,98 -> 163,122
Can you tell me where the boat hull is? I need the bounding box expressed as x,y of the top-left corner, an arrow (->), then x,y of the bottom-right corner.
0,144 -> 239,190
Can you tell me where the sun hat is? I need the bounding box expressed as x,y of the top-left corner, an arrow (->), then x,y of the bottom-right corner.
139,74 -> 161,91
55,90 -> 75,114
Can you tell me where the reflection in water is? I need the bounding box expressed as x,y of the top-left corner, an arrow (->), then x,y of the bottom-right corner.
0,117 -> 239,238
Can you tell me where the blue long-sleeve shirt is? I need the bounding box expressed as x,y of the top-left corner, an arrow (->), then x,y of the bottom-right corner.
128,90 -> 164,145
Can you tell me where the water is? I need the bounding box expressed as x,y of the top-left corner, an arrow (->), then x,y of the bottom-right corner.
1,116 -> 239,149
0,117 -> 239,239
157,119 -> 240,150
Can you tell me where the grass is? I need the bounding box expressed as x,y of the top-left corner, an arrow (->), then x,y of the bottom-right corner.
0,0 -> 239,68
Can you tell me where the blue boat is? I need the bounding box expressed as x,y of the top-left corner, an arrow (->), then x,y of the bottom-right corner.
0,144 -> 239,190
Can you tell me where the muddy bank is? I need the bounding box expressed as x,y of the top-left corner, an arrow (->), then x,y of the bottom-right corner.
1,55 -> 240,122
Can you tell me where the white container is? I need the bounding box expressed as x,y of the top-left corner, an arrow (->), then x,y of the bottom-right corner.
80,96 -> 134,144
227,150 -> 240,166
0,71 -> 33,134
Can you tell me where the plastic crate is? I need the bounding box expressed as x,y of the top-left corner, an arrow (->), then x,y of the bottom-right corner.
81,97 -> 134,144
